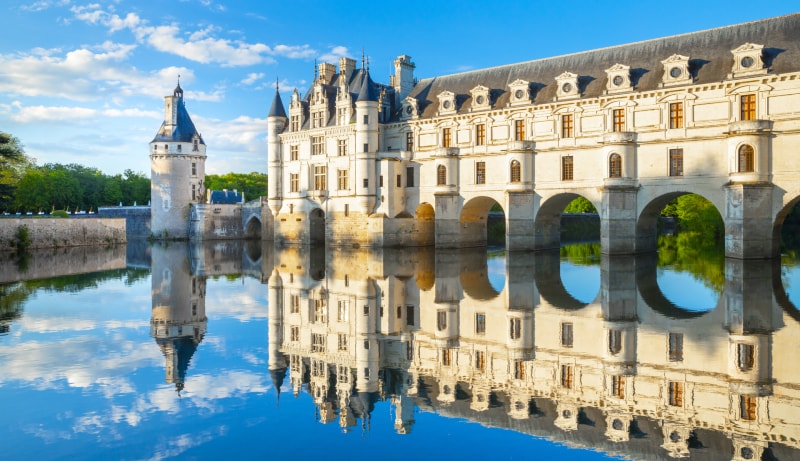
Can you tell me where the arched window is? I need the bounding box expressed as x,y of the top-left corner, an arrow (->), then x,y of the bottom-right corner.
738,144 -> 755,172
437,165 -> 447,185
510,160 -> 521,183
609,153 -> 622,178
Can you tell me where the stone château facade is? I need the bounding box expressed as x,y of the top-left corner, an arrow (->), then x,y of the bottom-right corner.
267,14 -> 800,258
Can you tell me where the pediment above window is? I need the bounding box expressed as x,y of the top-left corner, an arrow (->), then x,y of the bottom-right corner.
661,54 -> 692,87
508,79 -> 530,106
605,63 -> 632,94
469,85 -> 491,111
555,72 -> 580,100
437,90 -> 457,115
729,43 -> 767,79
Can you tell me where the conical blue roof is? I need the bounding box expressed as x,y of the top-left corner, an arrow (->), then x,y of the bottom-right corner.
268,88 -> 287,118
357,70 -> 379,102
151,91 -> 205,144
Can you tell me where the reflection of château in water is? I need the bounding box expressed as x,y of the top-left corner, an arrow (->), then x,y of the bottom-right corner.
268,247 -> 800,459
149,241 -> 267,392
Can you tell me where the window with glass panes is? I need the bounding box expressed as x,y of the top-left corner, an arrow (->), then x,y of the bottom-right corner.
475,161 -> 486,184
510,160 -> 521,182
442,128 -> 452,147
669,102 -> 684,129
612,108 -> 625,132
669,149 -> 684,176
741,94 -> 756,121
476,123 -> 486,145
562,114 -> 574,138
514,119 -> 525,141
738,144 -> 754,172
337,169 -> 348,190
314,165 -> 327,190
437,165 -> 446,185
290,144 -> 299,161
609,153 -> 622,178
562,156 -> 574,181
289,173 -> 299,192
311,136 -> 324,155
337,139 -> 347,156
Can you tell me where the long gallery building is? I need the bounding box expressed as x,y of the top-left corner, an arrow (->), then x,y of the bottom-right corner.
267,14 -> 800,258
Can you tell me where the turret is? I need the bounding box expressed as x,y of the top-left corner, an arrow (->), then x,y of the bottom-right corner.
268,269 -> 287,402
267,83 -> 288,216
150,81 -> 206,239
355,70 -> 379,214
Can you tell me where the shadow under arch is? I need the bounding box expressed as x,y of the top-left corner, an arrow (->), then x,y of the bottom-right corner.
771,195 -> 800,256
244,216 -> 261,240
636,191 -> 723,254
414,202 -> 435,247
459,196 -> 505,248
533,249 -> 595,310
309,208 -> 325,246
534,193 -> 599,251
635,253 -> 722,319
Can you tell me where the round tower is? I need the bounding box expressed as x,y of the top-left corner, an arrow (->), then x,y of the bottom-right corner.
355,70 -> 379,214
150,82 -> 206,239
267,84 -> 288,216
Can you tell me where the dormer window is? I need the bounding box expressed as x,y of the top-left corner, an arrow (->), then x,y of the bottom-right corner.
402,96 -> 418,120
661,54 -> 692,86
437,90 -> 457,115
508,79 -> 530,106
555,72 -> 580,100
605,64 -> 632,93
730,43 -> 767,79
469,85 -> 491,111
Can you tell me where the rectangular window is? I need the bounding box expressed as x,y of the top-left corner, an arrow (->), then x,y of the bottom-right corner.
363,304 -> 369,316
311,333 -> 326,353
406,167 -> 415,187
442,349 -> 451,366
290,145 -> 299,161
314,298 -> 327,323
312,111 -> 322,128
509,318 -> 521,340
612,108 -> 625,132
668,381 -> 684,407
363,114 -> 369,125
475,350 -> 485,372
337,107 -> 347,125
363,143 -> 369,153
191,162 -> 197,176
290,326 -> 299,342
337,300 -> 349,322
314,165 -> 327,191
437,165 -> 447,186
311,136 -> 324,155
611,375 -> 625,399
290,295 -> 300,313
405,131 -> 414,151
515,360 -> 526,380
337,169 -> 348,190
561,322 -> 574,347
362,178 -> 369,188
669,102 -> 684,129
338,333 -> 348,351
191,184 -> 196,201
475,161 -> 486,185
290,173 -> 299,193
669,332 -> 684,361
740,395 -> 757,420
561,364 -> 574,388
741,94 -> 756,121
476,123 -> 486,145
562,114 -> 574,138
608,329 -> 622,355
337,139 -> 347,156
442,128 -> 452,148
396,174 -> 402,188
561,155 -> 574,181
437,310 -> 447,331
669,148 -> 684,177
514,119 -> 525,141
291,115 -> 300,131
406,305 -> 415,326
475,313 -> 486,335
737,343 -> 755,371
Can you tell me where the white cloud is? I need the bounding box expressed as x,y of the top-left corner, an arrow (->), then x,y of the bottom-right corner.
240,72 -> 264,86
318,45 -> 351,63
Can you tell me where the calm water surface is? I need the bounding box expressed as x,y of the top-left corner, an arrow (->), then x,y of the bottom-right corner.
1,240 -> 799,460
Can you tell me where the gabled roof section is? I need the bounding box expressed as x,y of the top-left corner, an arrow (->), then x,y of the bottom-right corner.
406,14 -> 800,119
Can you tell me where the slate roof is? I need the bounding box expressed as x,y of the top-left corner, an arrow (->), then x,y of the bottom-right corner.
406,14 -> 800,119
152,84 -> 206,144
209,189 -> 243,204
268,86 -> 287,118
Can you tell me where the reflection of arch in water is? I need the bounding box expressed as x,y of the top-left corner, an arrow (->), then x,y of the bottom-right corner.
636,192 -> 723,253
769,258 -> 800,323
534,193 -> 599,251
533,250 -> 597,310
457,248 -> 503,301
635,253 -> 721,319
772,196 -> 800,256
244,216 -> 262,240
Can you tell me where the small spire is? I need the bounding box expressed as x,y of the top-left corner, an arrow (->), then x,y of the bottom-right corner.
361,48 -> 365,69
314,59 -> 318,83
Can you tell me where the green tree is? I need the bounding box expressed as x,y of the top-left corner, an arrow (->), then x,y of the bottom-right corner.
0,132 -> 32,211
564,196 -> 597,214
120,169 -> 150,206
205,172 -> 267,202
14,169 -> 49,212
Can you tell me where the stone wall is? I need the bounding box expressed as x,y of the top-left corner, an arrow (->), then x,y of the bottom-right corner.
0,218 -> 126,253
190,203 -> 244,239
97,206 -> 151,239
0,245 -> 127,283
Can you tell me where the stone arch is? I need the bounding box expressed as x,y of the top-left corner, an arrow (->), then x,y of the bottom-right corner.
635,191 -> 724,254
534,192 -> 600,251
460,196 -> 505,247
244,216 -> 261,240
309,208 -> 326,245
771,195 -> 800,256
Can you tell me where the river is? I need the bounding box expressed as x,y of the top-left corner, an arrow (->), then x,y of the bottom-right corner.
1,237 -> 799,460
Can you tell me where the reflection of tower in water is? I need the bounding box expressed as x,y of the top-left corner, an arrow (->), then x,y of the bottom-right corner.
150,244 -> 207,393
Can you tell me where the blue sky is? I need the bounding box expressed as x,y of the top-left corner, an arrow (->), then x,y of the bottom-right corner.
1,1 -> 797,176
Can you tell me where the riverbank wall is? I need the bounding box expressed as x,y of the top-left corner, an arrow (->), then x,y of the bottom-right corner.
0,218 -> 126,253
97,206 -> 151,239
0,245 -> 127,283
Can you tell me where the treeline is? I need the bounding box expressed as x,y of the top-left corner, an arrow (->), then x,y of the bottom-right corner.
0,131 -> 268,213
